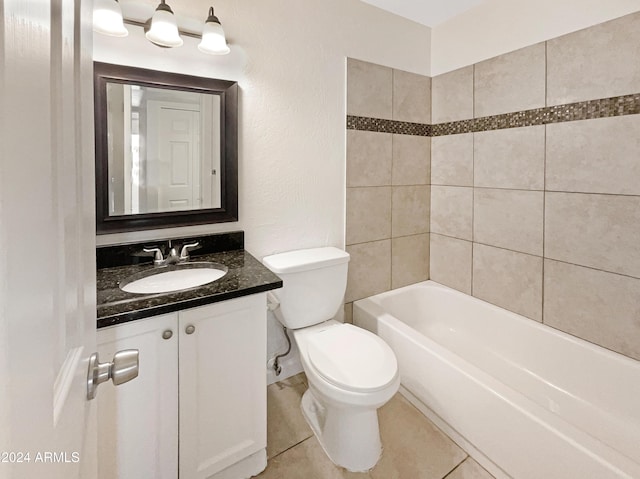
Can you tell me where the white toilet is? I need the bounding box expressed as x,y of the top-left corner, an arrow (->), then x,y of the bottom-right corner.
263,247 -> 400,472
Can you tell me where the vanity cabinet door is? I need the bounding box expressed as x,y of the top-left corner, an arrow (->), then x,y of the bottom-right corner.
97,313 -> 179,479
178,293 -> 267,479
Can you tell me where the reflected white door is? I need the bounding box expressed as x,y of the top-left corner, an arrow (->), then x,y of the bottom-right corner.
0,1 -> 97,478
147,102 -> 201,212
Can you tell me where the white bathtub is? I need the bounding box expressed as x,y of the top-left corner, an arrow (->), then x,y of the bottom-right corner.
353,281 -> 640,479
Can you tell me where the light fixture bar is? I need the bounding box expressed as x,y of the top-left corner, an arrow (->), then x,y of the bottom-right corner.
123,18 -> 202,40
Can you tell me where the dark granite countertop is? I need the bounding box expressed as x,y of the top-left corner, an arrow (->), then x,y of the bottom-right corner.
97,249 -> 282,328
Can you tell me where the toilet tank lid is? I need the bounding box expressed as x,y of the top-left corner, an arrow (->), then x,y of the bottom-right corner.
263,247 -> 350,274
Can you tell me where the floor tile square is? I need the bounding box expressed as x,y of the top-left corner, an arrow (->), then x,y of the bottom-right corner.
266,373 -> 312,459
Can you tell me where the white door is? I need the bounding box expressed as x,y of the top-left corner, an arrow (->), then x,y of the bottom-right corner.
0,1 -> 98,478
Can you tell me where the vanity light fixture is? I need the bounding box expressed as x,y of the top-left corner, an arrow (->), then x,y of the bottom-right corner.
93,0 -> 128,37
145,0 -> 183,48
198,7 -> 230,55
93,1 -> 231,55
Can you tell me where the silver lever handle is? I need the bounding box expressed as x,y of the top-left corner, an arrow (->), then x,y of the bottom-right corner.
143,247 -> 165,265
179,241 -> 200,261
87,349 -> 139,400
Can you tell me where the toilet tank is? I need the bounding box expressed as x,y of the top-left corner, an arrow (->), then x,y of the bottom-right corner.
263,247 -> 350,330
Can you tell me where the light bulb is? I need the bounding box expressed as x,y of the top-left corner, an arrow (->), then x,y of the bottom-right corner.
198,7 -> 230,55
93,0 -> 128,37
145,1 -> 183,48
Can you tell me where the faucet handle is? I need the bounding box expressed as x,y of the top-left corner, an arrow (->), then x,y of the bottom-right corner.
179,241 -> 200,261
143,247 -> 165,265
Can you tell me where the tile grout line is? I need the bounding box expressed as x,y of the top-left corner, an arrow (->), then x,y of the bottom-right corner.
424,182 -> 640,198
542,123 -> 547,325
390,131 -> 395,290
390,68 -> 395,291
471,63 -> 476,297
430,231 -> 640,282
545,40 -> 548,109
441,455 -> 470,479
542,41 -> 548,325
269,435 -> 315,462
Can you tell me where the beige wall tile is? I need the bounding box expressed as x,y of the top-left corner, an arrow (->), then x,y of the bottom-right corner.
347,58 -> 392,119
430,186 -> 473,240
447,457 -> 495,479
474,43 -> 546,117
474,125 -> 545,190
432,65 -> 474,123
474,189 -> 544,256
392,69 -> 431,123
429,234 -> 472,294
392,234 -> 430,289
346,187 -> 391,245
431,133 -> 473,187
346,240 -> 391,302
544,260 -> 640,361
473,244 -> 543,321
546,115 -> 640,195
346,130 -> 392,187
372,394 -> 467,479
392,135 -> 430,186
545,192 -> 640,278
391,185 -> 430,237
547,12 -> 640,105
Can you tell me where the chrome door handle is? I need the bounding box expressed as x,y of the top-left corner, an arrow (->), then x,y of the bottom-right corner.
87,349 -> 139,400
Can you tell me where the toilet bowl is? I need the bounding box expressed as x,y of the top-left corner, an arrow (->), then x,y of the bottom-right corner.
293,321 -> 399,471
262,247 -> 400,472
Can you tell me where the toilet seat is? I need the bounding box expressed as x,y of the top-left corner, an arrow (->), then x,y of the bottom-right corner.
306,324 -> 398,393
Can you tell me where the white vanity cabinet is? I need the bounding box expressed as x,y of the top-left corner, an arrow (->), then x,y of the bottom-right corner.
97,293 -> 267,479
179,293 -> 267,479
97,312 -> 179,479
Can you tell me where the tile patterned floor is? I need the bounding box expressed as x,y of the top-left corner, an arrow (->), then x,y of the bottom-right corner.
255,373 -> 495,479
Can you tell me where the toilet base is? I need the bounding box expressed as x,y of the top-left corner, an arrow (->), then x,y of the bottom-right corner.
300,388 -> 382,472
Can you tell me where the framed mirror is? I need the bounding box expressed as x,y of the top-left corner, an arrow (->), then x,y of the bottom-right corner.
94,62 -> 238,234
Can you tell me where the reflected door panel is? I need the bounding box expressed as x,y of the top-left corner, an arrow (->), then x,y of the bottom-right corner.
147,102 -> 201,213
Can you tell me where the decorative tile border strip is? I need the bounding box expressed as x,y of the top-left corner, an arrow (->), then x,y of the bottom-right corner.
347,93 -> 640,137
346,116 -> 431,136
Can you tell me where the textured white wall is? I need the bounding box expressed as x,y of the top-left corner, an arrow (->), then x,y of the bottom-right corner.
431,0 -> 640,76
94,0 -> 431,258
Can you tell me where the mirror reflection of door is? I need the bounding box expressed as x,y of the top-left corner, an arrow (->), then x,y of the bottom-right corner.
148,101 -> 201,212
106,83 -> 221,216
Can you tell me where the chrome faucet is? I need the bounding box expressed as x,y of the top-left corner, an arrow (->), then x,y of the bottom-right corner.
143,241 -> 200,266
179,241 -> 200,261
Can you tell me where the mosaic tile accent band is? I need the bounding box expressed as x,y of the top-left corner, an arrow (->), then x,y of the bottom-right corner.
346,116 -> 431,136
347,93 -> 640,137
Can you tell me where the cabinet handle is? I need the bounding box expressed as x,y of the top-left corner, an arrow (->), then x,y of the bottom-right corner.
162,330 -> 173,340
185,324 -> 196,335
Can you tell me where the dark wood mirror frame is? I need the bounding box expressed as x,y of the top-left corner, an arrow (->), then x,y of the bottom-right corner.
94,62 -> 238,234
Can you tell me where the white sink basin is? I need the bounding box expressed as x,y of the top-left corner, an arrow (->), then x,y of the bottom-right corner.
120,263 -> 228,294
